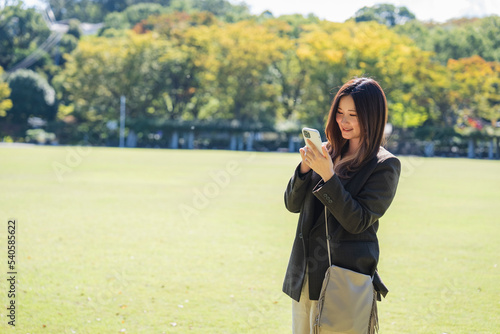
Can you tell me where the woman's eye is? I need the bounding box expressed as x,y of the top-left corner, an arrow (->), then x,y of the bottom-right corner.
337,111 -> 343,114
350,114 -> 357,117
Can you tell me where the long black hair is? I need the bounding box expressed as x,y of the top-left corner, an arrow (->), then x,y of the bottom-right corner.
325,77 -> 388,178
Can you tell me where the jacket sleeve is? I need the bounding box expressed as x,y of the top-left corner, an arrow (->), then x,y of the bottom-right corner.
312,157 -> 401,234
284,163 -> 313,213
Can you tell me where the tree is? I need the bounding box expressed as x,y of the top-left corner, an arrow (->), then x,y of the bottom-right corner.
353,4 -> 415,27
25,2 -> 499,152
395,16 -> 500,64
134,11 -> 218,38
179,20 -> 287,126
99,3 -> 167,34
46,0 -> 251,24
0,3 -> 51,71
448,56 -> 500,130
47,0 -> 124,23
190,0 -> 251,22
261,16 -> 322,128
53,30 -> 203,143
2,69 -> 56,137
286,20 -> 440,129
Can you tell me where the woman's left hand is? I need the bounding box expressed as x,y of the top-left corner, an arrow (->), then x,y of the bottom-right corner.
303,139 -> 335,182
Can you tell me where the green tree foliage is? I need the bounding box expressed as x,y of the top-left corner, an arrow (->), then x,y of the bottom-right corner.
394,16 -> 500,63
67,19 -> 83,39
5,2 -> 500,146
55,14 -> 288,142
47,0 -> 128,23
353,3 -> 415,27
188,0 -> 250,22
51,34 -> 79,66
4,70 -> 56,133
53,30 -> 207,142
100,2 -> 167,34
45,0 -> 250,23
55,32 -> 170,118
0,3 -> 51,71
98,0 -> 250,34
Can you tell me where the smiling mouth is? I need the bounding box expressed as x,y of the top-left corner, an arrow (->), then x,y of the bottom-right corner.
342,128 -> 353,132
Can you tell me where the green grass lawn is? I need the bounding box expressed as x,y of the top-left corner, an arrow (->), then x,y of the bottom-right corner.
0,145 -> 499,333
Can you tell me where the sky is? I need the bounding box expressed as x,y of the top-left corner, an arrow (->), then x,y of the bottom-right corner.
229,0 -> 500,23
20,0 -> 500,23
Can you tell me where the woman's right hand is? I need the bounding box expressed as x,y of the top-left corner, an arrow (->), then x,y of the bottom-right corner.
299,146 -> 312,174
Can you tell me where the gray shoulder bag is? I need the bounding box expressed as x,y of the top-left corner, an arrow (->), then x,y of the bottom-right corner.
313,207 -> 378,334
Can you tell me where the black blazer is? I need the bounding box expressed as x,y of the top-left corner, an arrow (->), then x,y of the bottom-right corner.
282,147 -> 401,302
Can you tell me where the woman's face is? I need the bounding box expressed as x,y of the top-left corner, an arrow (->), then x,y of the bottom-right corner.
336,95 -> 361,143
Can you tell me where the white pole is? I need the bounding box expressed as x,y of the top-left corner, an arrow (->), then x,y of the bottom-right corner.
119,95 -> 126,148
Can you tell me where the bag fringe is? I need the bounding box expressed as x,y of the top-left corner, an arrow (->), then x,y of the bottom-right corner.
368,290 -> 379,334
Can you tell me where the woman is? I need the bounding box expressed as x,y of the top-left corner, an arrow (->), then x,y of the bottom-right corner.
283,77 -> 401,333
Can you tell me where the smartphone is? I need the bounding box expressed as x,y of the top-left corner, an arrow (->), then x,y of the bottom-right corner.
302,127 -> 323,152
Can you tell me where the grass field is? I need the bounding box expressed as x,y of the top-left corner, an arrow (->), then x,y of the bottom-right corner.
0,145 -> 499,333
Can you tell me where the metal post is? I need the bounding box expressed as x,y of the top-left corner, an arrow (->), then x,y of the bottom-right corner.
119,95 -> 126,148
467,138 -> 474,159
171,131 -> 179,149
488,139 -> 494,160
246,132 -> 254,151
